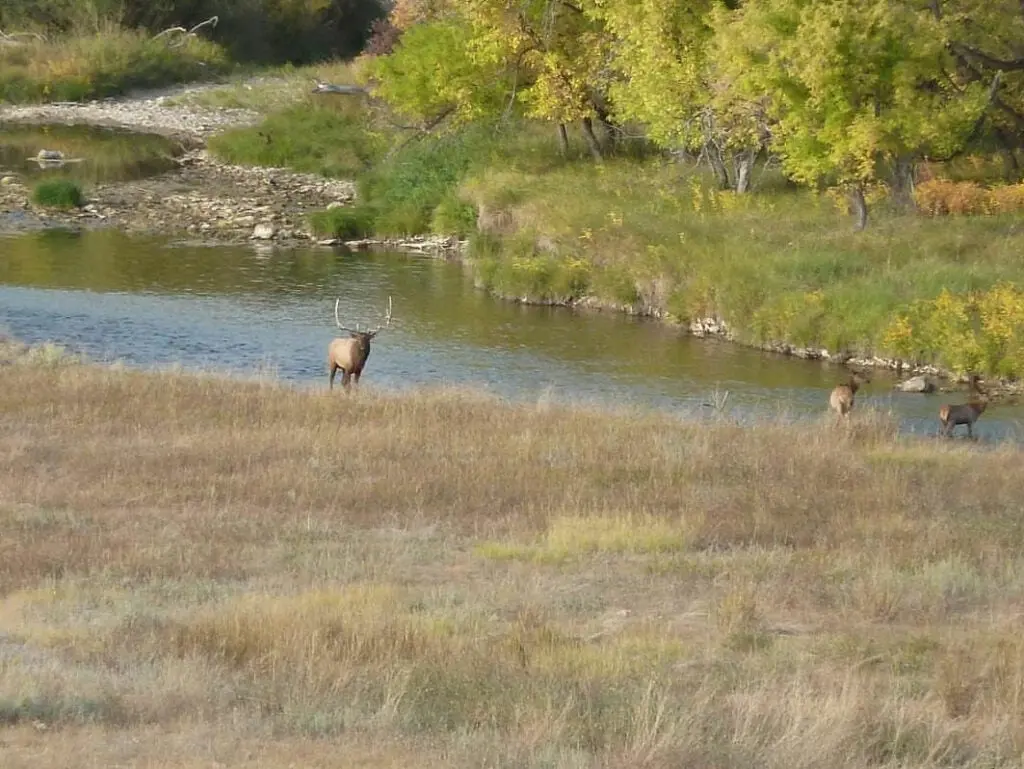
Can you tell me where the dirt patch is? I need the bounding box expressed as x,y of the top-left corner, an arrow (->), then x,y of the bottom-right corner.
0,81 -> 261,143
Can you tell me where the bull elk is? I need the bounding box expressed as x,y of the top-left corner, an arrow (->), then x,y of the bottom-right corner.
328,295 -> 392,391
829,371 -> 870,419
939,374 -> 988,439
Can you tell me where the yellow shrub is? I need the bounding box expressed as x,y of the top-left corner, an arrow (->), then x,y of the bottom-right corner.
884,284 -> 1024,376
914,180 -> 1024,216
914,179 -> 990,216
988,184 -> 1024,214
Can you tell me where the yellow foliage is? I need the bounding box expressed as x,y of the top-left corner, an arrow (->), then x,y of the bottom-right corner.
884,283 -> 1024,376
913,179 -> 1024,216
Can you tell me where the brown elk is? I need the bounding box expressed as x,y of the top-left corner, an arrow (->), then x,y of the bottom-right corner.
829,371 -> 870,419
939,374 -> 988,439
328,296 -> 392,391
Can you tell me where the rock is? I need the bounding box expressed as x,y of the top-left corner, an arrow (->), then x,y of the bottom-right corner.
251,223 -> 276,240
0,176 -> 16,186
896,375 -> 936,394
326,201 -> 345,210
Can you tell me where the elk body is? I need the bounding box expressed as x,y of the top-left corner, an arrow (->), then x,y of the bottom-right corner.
829,372 -> 869,419
939,375 -> 988,438
328,296 -> 392,391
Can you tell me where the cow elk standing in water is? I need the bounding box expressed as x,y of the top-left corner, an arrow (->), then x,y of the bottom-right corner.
328,296 -> 392,391
939,374 -> 988,439
829,371 -> 869,420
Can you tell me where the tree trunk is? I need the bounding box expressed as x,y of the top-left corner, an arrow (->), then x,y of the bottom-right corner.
891,156 -> 917,210
996,128 -> 1021,180
557,123 -> 569,156
581,118 -> 603,161
733,148 -> 757,193
706,141 -> 730,190
849,185 -> 869,230
593,102 -> 617,152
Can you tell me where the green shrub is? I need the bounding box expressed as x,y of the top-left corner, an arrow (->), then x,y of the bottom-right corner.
308,205 -> 374,239
354,122 -> 517,237
0,31 -> 229,104
430,193 -> 478,237
32,179 -> 84,208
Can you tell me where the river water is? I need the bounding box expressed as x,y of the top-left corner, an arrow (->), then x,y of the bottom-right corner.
2,227 -> 1021,441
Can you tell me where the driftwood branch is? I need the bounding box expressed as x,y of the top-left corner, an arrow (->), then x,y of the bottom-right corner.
384,105 -> 457,158
152,16 -> 219,47
0,29 -> 47,46
311,80 -> 369,95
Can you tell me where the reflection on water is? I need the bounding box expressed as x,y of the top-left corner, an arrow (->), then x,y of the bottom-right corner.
0,123 -> 181,184
1,228 -> 1022,441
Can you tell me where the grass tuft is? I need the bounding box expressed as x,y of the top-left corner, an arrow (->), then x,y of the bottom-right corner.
31,179 -> 84,208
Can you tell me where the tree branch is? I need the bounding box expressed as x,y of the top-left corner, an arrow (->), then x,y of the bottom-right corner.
925,71 -> 1006,162
950,41 -> 1024,72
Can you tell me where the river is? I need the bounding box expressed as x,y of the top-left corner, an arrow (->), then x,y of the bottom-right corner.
2,227 -> 1021,441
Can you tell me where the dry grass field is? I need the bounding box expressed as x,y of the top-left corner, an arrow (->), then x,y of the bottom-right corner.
3,341 -> 1024,767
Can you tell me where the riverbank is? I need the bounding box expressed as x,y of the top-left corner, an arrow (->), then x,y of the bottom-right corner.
2,351 -> 1024,767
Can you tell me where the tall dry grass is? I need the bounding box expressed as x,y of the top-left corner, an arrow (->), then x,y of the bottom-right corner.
3,350 -> 1024,767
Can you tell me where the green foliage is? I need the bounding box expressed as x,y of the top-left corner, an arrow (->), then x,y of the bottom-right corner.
366,21 -> 509,125
430,192 -> 477,236
712,0 -> 989,191
583,0 -> 719,150
32,178 -> 84,208
307,205 -> 374,239
208,100 -> 385,178
368,0 -> 616,133
0,31 -> 229,104
355,123 -> 504,236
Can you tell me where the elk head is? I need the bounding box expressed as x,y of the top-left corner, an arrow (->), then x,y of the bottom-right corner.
328,295 -> 392,391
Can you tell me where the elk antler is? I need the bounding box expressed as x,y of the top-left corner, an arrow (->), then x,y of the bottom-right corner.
368,295 -> 393,334
334,296 -> 392,335
334,298 -> 362,334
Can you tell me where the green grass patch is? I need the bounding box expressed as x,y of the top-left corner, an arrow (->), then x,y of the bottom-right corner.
208,98 -> 383,179
0,29 -> 229,104
32,178 -> 84,208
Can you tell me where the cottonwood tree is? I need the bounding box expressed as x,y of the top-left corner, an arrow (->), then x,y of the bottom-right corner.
368,0 -> 617,157
712,0 -> 992,227
367,19 -> 511,128
584,0 -> 764,189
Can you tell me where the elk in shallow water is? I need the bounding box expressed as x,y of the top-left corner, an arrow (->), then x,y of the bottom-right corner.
939,374 -> 988,439
829,371 -> 869,419
328,296 -> 392,391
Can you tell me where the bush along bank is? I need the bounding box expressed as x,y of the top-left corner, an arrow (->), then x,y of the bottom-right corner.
453,157 -> 1024,386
